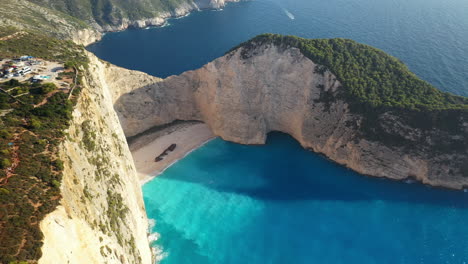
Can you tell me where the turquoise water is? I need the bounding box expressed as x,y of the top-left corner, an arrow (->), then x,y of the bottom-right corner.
88,1 -> 468,263
143,133 -> 468,264
87,0 -> 468,96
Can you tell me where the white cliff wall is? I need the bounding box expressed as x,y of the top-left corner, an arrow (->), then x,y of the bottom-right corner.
39,53 -> 153,264
113,44 -> 468,189
37,42 -> 467,264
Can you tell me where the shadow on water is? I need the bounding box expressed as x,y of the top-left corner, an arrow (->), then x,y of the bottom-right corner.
157,132 -> 468,209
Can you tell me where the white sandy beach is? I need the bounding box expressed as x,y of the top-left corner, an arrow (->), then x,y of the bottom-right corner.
129,122 -> 215,184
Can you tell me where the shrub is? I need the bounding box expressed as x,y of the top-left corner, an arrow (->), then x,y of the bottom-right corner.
40,83 -> 56,94
0,158 -> 11,169
6,79 -> 19,87
29,117 -> 42,129
52,159 -> 64,171
64,61 -> 75,69
0,129 -> 12,139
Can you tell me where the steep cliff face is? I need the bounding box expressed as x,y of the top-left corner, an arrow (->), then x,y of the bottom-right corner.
39,53 -> 153,264
114,43 -> 468,189
71,29 -> 103,46
33,36 -> 467,264
0,0 -> 98,44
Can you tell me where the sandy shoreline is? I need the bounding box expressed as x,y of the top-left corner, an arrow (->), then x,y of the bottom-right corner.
129,122 -> 215,184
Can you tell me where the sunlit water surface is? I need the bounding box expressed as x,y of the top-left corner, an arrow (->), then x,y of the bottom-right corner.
88,1 -> 468,263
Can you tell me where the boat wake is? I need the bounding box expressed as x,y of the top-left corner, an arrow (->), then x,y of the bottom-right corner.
283,8 -> 295,20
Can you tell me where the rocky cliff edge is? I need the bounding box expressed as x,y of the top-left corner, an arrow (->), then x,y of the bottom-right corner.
113,42 -> 468,189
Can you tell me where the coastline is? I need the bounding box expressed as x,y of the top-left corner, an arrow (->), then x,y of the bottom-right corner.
129,122 -> 216,185
81,0 -> 241,46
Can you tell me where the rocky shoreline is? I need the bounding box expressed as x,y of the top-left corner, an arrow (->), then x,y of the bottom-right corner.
76,0 -> 240,46
112,42 -> 467,190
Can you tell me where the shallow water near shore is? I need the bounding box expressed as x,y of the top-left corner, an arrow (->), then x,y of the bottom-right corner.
88,0 -> 468,262
143,133 -> 468,264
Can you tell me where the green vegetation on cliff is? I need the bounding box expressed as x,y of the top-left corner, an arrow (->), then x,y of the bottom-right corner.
1,0 -> 202,41
233,34 -> 468,111
1,0 -> 194,36
0,29 -> 88,263
0,27 -> 88,65
0,0 -> 88,40
27,0 -> 193,25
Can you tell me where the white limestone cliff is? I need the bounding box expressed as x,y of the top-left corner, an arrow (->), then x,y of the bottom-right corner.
113,44 -> 468,189
39,53 -> 154,264
37,39 -> 467,264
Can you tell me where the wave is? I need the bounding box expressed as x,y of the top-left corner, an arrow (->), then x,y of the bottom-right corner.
283,8 -> 295,20
175,12 -> 191,19
144,21 -> 171,30
147,218 -> 168,263
148,232 -> 161,244
148,218 -> 156,231
160,21 -> 171,28
152,244 -> 169,264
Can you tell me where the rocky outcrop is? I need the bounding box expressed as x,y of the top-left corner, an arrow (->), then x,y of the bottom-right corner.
87,55 -> 161,104
113,43 -> 468,189
71,29 -> 102,46
39,53 -> 153,264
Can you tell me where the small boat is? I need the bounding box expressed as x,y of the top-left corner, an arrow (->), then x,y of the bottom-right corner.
154,144 -> 177,162
168,144 -> 176,151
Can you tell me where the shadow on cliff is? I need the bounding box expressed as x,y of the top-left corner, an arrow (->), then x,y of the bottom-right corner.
157,132 -> 468,209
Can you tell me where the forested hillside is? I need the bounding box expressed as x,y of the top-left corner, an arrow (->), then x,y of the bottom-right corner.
234,34 -> 468,111
27,0 -> 194,26
0,0 -> 206,40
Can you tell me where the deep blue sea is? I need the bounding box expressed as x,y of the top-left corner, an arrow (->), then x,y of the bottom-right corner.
87,0 -> 468,96
89,1 -> 468,263
143,133 -> 468,264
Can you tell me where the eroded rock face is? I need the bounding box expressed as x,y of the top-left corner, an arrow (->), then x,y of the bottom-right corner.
38,44 -> 465,264
71,29 -> 102,46
113,43 -> 468,189
39,53 -> 153,264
